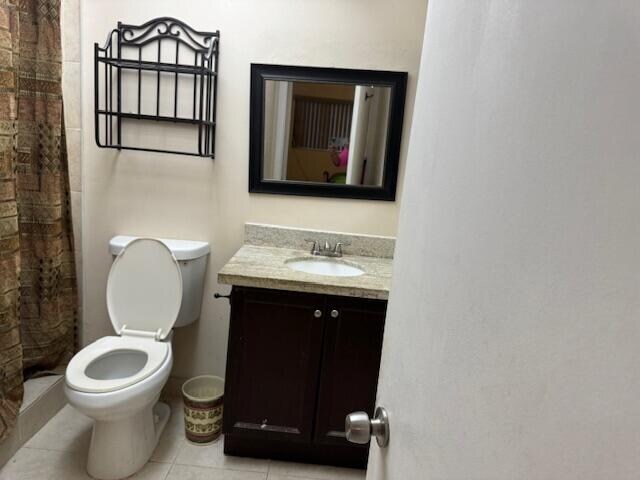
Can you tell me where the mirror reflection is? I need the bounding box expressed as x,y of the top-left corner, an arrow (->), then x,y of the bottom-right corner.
262,80 -> 392,186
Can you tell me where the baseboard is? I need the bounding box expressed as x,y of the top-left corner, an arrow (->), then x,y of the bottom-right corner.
223,434 -> 368,469
161,376 -> 188,401
0,376 -> 67,467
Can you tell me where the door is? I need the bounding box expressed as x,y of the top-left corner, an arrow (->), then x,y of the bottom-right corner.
262,81 -> 292,181
223,287 -> 325,443
366,1 -> 640,479
315,296 -> 386,448
345,85 -> 373,185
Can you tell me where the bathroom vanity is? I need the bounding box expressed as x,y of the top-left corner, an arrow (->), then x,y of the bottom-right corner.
218,224 -> 393,468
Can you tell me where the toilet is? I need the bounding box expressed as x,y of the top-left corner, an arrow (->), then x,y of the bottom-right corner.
64,236 -> 209,480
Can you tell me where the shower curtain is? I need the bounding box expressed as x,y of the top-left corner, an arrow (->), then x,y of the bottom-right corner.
0,0 -> 77,443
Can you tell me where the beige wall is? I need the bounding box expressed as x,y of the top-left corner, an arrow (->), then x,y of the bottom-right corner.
80,0 -> 427,378
61,0 -> 83,333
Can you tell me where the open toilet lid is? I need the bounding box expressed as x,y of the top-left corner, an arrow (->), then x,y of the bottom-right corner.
107,238 -> 182,340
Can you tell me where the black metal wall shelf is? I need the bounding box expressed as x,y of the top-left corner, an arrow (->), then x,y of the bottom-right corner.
95,17 -> 219,157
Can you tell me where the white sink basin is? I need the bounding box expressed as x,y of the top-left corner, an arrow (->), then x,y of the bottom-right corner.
285,257 -> 365,277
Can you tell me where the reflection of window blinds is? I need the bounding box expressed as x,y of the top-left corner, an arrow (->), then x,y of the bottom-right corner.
292,97 -> 353,150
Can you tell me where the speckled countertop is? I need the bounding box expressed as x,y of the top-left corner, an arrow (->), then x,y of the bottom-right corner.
217,224 -> 394,300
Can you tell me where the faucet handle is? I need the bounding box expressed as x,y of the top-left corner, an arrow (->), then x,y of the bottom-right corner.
333,241 -> 351,256
304,239 -> 320,255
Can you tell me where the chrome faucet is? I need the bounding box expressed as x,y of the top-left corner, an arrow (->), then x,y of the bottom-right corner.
305,239 -> 351,258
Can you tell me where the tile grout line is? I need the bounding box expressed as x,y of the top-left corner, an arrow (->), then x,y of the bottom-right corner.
171,460 -> 271,474
13,446 -> 78,454
169,427 -> 187,467
166,423 -> 185,478
158,460 -> 172,480
166,461 -> 271,479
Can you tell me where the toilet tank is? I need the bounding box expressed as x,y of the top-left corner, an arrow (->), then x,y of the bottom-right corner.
109,235 -> 209,328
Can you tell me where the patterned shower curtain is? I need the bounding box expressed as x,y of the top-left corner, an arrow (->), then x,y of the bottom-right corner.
0,0 -> 77,443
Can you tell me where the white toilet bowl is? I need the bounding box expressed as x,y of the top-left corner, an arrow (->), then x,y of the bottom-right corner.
65,337 -> 173,479
64,238 -> 198,480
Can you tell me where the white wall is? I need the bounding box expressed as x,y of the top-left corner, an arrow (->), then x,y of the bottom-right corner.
61,0 -> 83,329
370,1 -> 640,479
80,0 -> 427,377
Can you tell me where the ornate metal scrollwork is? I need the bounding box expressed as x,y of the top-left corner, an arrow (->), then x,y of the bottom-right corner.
94,17 -> 220,157
118,17 -> 216,57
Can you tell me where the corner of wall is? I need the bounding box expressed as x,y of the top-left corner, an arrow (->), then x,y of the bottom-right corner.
61,0 -> 84,345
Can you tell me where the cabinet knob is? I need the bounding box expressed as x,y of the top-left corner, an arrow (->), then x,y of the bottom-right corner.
314,309 -> 323,318
330,309 -> 339,318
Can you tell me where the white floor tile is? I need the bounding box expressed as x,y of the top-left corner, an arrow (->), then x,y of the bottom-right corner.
3,400 -> 366,480
163,397 -> 187,435
175,437 -> 270,473
0,448 -> 90,480
129,461 -> 173,480
151,429 -> 186,463
151,398 -> 187,463
268,461 -> 366,480
267,476 -> 318,480
23,404 -> 92,453
0,448 -> 171,480
167,464 -> 267,480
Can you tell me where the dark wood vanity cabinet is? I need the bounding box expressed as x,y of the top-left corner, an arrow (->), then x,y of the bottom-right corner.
223,286 -> 386,468
223,287 -> 325,444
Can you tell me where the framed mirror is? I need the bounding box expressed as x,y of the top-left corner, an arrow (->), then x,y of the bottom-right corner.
249,64 -> 407,201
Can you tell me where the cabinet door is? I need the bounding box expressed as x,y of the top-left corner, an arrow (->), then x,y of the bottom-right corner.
314,295 -> 386,446
223,287 -> 326,443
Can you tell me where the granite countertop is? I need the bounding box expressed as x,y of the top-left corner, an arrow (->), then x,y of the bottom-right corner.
218,244 -> 393,300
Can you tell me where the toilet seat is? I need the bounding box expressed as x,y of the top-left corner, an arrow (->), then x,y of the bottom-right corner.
66,336 -> 169,393
106,238 -> 183,340
66,238 -> 183,394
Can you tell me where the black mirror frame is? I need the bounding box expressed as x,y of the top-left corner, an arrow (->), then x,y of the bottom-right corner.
249,63 -> 407,201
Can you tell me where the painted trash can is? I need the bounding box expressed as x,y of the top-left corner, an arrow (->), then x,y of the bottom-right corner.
182,375 -> 225,444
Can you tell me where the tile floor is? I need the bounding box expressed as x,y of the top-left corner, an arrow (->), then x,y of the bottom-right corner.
0,397 -> 366,480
